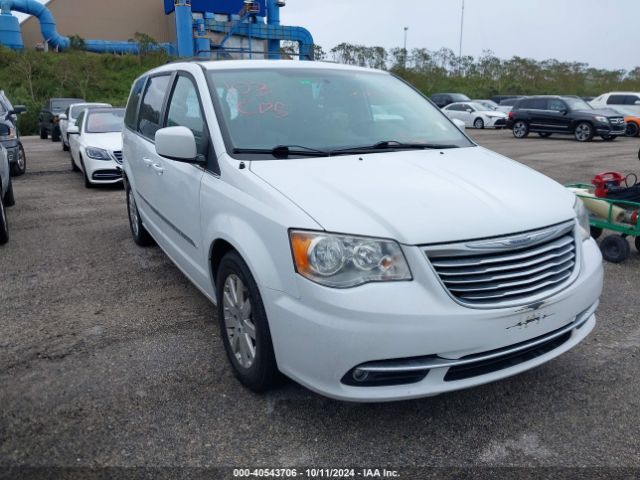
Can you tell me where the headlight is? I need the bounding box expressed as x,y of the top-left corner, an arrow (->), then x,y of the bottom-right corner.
85,147 -> 111,160
574,197 -> 591,240
289,230 -> 412,288
0,127 -> 16,140
594,116 -> 609,123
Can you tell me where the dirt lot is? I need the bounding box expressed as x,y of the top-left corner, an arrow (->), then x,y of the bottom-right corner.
1,131 -> 639,474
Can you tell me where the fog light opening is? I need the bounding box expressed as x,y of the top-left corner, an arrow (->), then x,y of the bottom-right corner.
352,369 -> 369,382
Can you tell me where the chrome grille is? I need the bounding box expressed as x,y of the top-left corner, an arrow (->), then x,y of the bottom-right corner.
112,151 -> 123,165
424,222 -> 577,307
609,117 -> 625,125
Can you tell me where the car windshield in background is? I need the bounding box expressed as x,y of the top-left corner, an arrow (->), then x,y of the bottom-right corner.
85,109 -> 125,133
565,97 -> 592,111
450,94 -> 469,102
468,102 -> 490,111
52,100 -> 78,113
209,68 -> 473,155
70,104 -> 105,120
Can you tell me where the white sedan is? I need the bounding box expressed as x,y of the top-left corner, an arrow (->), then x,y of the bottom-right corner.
68,108 -> 124,188
442,102 -> 508,129
59,102 -> 111,152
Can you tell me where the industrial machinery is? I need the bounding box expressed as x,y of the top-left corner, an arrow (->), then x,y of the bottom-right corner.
0,0 -> 313,59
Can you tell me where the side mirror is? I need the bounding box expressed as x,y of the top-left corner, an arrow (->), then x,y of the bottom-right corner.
466,108 -> 473,113
67,126 -> 80,135
635,100 -> 640,105
560,109 -> 568,115
155,126 -> 199,163
59,113 -> 67,121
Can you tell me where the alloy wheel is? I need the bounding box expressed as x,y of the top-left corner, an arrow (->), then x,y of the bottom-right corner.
128,190 -> 140,237
513,122 -> 527,138
223,274 -> 257,369
575,123 -> 592,142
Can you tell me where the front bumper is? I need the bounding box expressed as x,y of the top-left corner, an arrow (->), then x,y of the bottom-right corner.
84,157 -> 123,184
487,117 -> 507,128
264,238 -> 603,402
595,122 -> 626,136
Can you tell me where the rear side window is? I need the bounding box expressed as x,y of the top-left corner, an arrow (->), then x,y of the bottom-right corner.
607,95 -> 626,105
137,75 -> 171,141
125,77 -> 147,130
522,98 -> 547,109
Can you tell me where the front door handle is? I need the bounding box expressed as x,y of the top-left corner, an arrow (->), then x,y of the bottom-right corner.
151,163 -> 165,175
143,158 -> 154,168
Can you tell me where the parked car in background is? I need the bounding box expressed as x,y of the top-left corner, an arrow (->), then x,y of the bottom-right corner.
442,101 -> 507,129
473,99 -> 500,111
496,97 -> 523,114
60,102 -> 112,151
431,93 -> 470,108
0,90 -> 27,176
0,142 -> 16,244
39,98 -> 84,142
507,95 -> 626,142
122,61 -> 602,402
610,106 -> 640,136
590,92 -> 640,110
490,95 -> 522,105
68,108 -> 124,188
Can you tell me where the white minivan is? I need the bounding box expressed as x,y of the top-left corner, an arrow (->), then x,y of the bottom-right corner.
122,61 -> 603,402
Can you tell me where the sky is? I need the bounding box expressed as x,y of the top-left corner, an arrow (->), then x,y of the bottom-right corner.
15,0 -> 640,71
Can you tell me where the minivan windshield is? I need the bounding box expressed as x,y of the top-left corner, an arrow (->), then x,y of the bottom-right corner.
208,68 -> 473,155
85,109 -> 125,133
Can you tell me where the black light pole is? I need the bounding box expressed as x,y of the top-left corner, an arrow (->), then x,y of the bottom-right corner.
458,0 -> 465,75
403,27 -> 409,69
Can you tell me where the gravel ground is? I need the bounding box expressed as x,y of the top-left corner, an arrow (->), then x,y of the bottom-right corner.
1,132 -> 639,475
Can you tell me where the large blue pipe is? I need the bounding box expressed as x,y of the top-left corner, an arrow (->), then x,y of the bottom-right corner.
266,0 -> 280,59
174,0 -> 194,57
0,0 -> 174,54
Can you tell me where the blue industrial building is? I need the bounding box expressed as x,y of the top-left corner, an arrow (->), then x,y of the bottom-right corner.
0,0 -> 313,59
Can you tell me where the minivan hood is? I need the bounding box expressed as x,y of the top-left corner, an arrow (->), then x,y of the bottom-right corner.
250,147 -> 576,245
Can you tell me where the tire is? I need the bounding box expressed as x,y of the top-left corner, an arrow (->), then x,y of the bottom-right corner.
51,127 -> 60,142
601,135 -> 616,141
635,236 -> 640,253
80,157 -> 93,189
40,127 -> 48,140
574,122 -> 594,142
0,194 -> 8,245
4,178 -> 15,207
126,184 -> 153,247
474,117 -> 485,129
512,121 -> 529,138
71,154 -> 80,172
625,122 -> 639,137
538,132 -> 552,138
9,144 -> 26,176
62,139 -> 70,152
600,235 -> 630,263
216,251 -> 279,392
590,226 -> 603,240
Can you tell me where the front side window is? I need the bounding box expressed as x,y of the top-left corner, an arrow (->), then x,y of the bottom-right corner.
166,76 -> 208,155
564,97 -> 591,111
138,75 -> 171,141
85,109 -> 125,134
209,68 -> 473,155
75,111 -> 86,132
548,99 -> 567,112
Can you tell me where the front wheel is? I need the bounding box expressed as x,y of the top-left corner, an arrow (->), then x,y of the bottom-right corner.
474,118 -> 485,129
512,121 -> 529,138
626,122 -> 639,137
9,144 -> 26,176
51,127 -> 60,142
574,122 -> 594,142
62,139 -> 70,152
40,127 -> 48,140
216,251 -> 279,392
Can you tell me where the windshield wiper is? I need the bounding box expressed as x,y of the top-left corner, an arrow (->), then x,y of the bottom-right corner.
329,140 -> 460,155
233,145 -> 329,158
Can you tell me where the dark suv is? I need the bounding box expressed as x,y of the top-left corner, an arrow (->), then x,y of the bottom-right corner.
507,95 -> 626,142
431,93 -> 470,108
0,90 -> 27,176
39,98 -> 84,142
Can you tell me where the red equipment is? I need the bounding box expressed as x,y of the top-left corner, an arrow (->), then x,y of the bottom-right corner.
592,172 -> 625,198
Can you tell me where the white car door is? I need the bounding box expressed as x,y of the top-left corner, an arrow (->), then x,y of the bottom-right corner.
445,104 -> 461,121
459,104 -> 474,126
147,72 -> 208,286
69,110 -> 85,168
